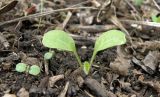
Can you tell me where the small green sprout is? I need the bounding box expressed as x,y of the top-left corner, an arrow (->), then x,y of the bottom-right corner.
29,65 -> 41,76
134,0 -> 144,6
15,63 -> 40,76
16,63 -> 27,72
42,29 -> 126,75
83,61 -> 91,75
151,15 -> 160,23
44,51 -> 54,60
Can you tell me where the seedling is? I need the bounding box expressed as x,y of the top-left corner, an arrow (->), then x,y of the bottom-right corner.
16,63 -> 27,72
29,65 -> 41,76
15,63 -> 40,76
44,51 -> 55,60
151,15 -> 160,23
42,30 -> 126,75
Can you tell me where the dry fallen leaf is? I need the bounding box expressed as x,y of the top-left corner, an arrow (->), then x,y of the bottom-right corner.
143,51 -> 159,71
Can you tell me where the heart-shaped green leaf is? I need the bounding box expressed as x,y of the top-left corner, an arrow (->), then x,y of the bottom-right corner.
15,63 -> 27,72
42,30 -> 76,52
29,65 -> 40,76
83,61 -> 91,75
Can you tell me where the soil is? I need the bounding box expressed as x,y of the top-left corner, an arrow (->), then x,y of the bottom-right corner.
0,0 -> 160,97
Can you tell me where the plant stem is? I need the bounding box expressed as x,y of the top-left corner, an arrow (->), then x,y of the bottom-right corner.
73,51 -> 83,69
90,51 -> 97,66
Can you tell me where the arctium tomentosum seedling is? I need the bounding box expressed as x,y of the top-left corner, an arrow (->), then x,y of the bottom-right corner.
42,29 -> 126,75
15,63 -> 40,76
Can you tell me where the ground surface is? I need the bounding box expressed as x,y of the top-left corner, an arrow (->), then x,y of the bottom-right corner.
0,0 -> 160,97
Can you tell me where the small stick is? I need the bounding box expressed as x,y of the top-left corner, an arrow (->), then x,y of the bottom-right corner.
84,90 -> 95,97
44,59 -> 49,75
62,11 -> 72,29
69,33 -> 95,41
68,24 -> 118,32
0,7 -> 97,26
120,19 -> 160,28
152,0 -> 160,11
58,81 -> 69,97
90,0 -> 101,7
123,0 -> 141,20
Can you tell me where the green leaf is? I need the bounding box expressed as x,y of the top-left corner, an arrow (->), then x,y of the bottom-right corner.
15,63 -> 27,72
83,61 -> 91,75
44,51 -> 54,60
29,65 -> 41,76
134,0 -> 143,6
42,30 -> 76,52
151,15 -> 160,23
94,30 -> 126,53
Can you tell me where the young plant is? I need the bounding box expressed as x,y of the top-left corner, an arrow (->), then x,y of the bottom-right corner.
151,15 -> 160,23
44,51 -> 55,60
42,30 -> 126,75
15,63 -> 40,76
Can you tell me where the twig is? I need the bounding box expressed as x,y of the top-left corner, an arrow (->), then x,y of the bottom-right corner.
90,0 -> 101,7
123,0 -> 141,20
69,33 -> 95,41
62,11 -> 72,29
152,0 -> 160,11
44,59 -> 49,75
0,7 -> 97,26
120,19 -> 160,27
68,24 -> 117,32
58,81 -> 69,97
84,90 -> 95,97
